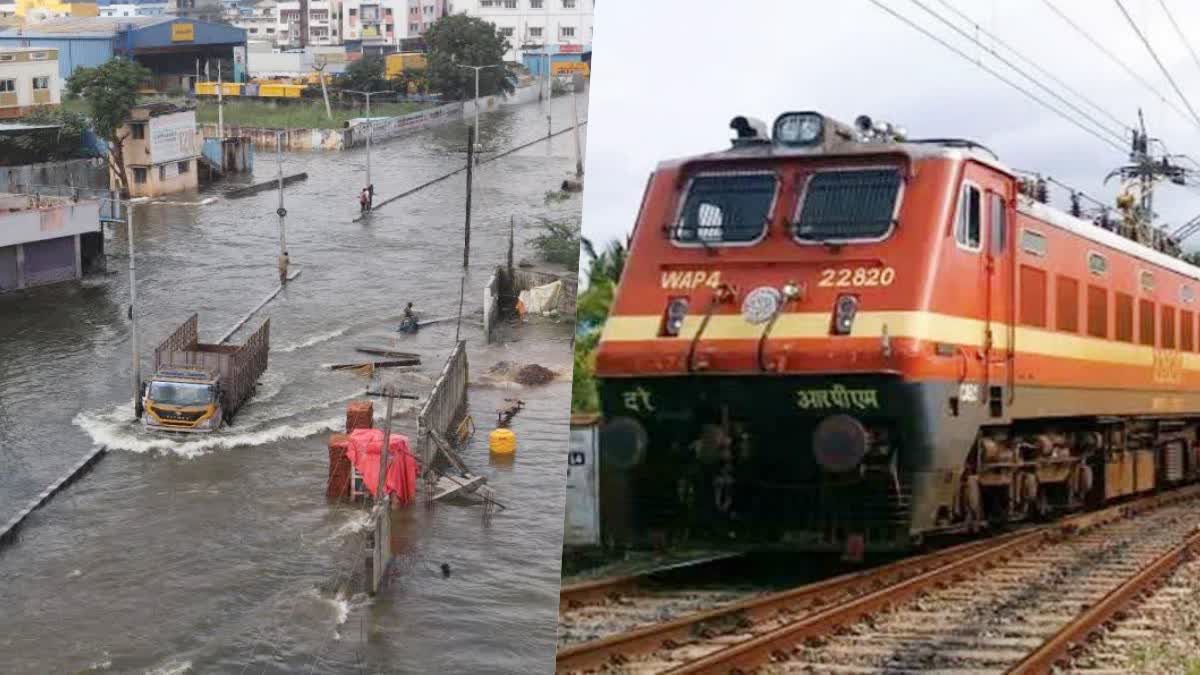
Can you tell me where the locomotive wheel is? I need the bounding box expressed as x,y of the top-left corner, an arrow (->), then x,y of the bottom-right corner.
1069,464 -> 1093,508
1012,472 -> 1040,521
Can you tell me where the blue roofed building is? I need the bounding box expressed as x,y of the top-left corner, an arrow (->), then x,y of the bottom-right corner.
0,16 -> 246,90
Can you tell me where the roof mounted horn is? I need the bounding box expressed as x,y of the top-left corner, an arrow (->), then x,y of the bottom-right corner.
730,115 -> 771,147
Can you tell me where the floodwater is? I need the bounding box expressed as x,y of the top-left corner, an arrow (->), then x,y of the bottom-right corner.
0,91 -> 586,674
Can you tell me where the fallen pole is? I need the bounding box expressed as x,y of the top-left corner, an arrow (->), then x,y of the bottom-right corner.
227,172 -> 308,199
328,359 -> 420,370
218,269 -> 302,344
0,446 -> 108,551
353,120 -> 589,222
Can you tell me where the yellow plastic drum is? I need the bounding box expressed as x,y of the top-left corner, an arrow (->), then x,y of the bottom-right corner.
489,427 -> 516,454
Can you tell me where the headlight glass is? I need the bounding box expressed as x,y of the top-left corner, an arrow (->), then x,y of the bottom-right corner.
774,112 -> 824,146
662,297 -> 689,336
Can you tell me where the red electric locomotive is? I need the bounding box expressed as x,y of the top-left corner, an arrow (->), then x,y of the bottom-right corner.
593,111 -> 1200,556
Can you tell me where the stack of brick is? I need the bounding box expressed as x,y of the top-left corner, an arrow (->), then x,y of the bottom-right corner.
326,400 -> 374,500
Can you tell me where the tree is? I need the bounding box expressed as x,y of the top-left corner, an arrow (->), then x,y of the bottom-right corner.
424,14 -> 515,101
66,57 -> 150,195
571,235 -> 630,413
339,55 -> 389,93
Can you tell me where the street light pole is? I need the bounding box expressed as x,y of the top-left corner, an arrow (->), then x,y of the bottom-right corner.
456,64 -> 501,163
345,89 -> 388,197
275,131 -> 289,284
126,200 -> 142,420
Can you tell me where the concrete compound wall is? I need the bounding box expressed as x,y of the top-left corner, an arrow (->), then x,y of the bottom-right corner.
416,341 -> 469,466
483,267 -> 578,344
0,158 -> 109,193
195,82 -> 542,152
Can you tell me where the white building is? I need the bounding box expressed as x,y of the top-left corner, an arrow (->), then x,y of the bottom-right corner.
457,0 -> 592,61
340,0 -> 402,46
100,2 -> 168,17
229,0 -> 279,43
276,0 -> 341,47
0,47 -> 61,120
168,0 -> 223,23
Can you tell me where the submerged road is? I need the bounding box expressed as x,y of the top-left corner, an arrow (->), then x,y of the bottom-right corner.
0,92 -> 586,674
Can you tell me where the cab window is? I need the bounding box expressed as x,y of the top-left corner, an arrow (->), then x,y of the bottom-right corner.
956,183 -> 982,250
670,172 -> 777,244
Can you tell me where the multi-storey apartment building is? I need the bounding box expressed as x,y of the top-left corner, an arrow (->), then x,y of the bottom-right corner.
100,1 -> 168,17
167,0 -> 222,23
0,47 -> 61,120
276,0 -> 340,47
458,0 -> 591,61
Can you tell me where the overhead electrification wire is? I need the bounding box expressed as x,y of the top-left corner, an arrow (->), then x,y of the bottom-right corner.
1157,0 -> 1200,80
868,0 -> 1127,155
1115,0 -> 1200,130
1041,0 -> 1199,132
930,0 -> 1133,137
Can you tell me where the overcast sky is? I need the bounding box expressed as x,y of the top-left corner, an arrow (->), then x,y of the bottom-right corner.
579,0 -> 1200,265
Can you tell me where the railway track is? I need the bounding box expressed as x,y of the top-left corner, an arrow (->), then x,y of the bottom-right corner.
556,485 -> 1200,674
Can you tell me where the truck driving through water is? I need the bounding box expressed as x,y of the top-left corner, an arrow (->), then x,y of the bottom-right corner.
142,314 -> 270,433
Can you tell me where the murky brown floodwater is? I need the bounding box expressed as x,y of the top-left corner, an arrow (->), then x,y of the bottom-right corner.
0,92 -> 587,674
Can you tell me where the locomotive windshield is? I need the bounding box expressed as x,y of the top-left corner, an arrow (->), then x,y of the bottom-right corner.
793,168 -> 902,241
670,172 -> 777,243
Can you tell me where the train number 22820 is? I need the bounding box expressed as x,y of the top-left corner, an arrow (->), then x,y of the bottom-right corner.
818,266 -> 896,288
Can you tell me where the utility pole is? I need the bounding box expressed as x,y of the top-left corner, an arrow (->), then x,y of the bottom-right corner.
456,63 -> 501,163
314,60 -> 332,121
345,89 -> 387,200
570,80 -> 583,178
545,50 -> 552,138
464,124 -> 474,268
126,200 -> 142,420
275,132 -> 289,284
363,383 -> 418,595
216,60 -> 224,139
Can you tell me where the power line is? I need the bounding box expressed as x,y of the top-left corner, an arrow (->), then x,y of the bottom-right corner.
868,0 -> 1128,155
1041,0 -> 1199,132
1113,0 -> 1200,129
1156,0 -> 1200,87
930,0 -> 1132,136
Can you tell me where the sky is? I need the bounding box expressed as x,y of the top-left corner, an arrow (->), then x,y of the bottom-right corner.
578,0 -> 1200,272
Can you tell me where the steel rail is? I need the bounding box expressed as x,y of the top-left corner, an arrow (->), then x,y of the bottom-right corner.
1007,526 -> 1200,674
652,485 -> 1200,675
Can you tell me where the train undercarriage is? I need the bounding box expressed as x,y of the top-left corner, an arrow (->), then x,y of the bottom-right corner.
597,375 -> 1200,558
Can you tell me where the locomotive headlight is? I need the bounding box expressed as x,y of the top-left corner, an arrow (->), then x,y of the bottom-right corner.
832,294 -> 858,335
773,112 -> 824,146
662,297 -> 690,337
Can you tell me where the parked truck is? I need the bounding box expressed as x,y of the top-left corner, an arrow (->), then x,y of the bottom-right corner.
141,314 -> 270,433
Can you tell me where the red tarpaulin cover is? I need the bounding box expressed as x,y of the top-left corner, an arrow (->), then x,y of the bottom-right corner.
345,428 -> 418,505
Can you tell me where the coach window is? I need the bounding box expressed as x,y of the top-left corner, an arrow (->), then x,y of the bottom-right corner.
989,192 -> 1006,255
1182,310 -> 1194,351
1055,275 -> 1079,333
1021,229 -> 1047,256
1162,305 -> 1176,349
1087,285 -> 1107,338
955,183 -> 982,251
1139,299 -> 1156,346
671,172 -> 777,245
1116,293 -> 1134,343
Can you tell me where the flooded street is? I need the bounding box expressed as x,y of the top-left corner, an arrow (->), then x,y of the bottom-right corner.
0,92 -> 585,674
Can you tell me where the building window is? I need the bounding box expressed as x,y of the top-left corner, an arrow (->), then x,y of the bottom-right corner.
0,54 -> 13,62
159,165 -> 167,181
503,0 -> 516,7
410,23 -> 418,31
0,78 -> 14,93
178,161 -> 190,174
500,26 -> 514,36
131,123 -> 145,139
30,51 -> 47,60
1087,285 -> 1107,339
530,0 -> 542,6
560,25 -> 575,38
133,167 -> 148,184
562,0 -> 575,7
529,25 -> 542,37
